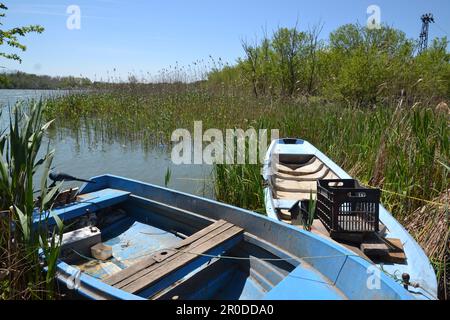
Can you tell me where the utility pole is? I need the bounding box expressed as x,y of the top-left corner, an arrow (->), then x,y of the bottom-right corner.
418,13 -> 435,54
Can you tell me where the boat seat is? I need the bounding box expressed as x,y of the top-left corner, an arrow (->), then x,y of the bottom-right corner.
275,157 -> 324,175
270,156 -> 338,201
272,171 -> 338,193
274,190 -> 318,201
103,219 -> 244,295
33,188 -> 131,225
272,178 -> 317,192
274,167 -> 336,181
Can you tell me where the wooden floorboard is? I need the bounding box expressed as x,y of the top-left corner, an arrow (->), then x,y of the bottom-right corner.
104,219 -> 228,286
174,219 -> 228,249
104,257 -> 157,286
121,225 -> 243,293
114,222 -> 236,289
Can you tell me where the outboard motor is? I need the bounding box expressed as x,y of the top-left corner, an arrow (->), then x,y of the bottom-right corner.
49,171 -> 96,184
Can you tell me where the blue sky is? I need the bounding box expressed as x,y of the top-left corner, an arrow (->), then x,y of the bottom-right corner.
1,0 -> 449,80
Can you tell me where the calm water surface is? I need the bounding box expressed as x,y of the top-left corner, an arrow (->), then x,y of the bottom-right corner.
0,89 -> 214,198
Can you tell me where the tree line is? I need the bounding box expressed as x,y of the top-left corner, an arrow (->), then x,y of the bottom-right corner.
0,71 -> 92,89
208,23 -> 450,107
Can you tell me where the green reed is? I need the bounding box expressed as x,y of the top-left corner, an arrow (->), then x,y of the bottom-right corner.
0,101 -> 63,300
45,90 -> 448,218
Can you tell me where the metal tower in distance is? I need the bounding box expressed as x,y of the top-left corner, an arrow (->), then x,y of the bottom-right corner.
418,13 -> 435,54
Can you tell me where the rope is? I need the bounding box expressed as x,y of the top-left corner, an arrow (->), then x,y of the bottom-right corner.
72,248 -> 438,298
164,248 -> 360,262
362,183 -> 448,207
139,231 -> 171,236
72,244 -> 359,264
380,268 -> 439,300
435,21 -> 449,37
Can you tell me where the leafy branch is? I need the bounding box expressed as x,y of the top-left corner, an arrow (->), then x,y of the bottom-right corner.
0,2 -> 44,63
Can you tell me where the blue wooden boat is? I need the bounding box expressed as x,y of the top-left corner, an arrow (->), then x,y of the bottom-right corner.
262,138 -> 438,300
35,174 -> 426,300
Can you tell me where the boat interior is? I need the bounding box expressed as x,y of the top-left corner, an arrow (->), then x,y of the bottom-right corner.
267,153 -> 407,265
269,154 -> 338,224
54,188 -> 298,300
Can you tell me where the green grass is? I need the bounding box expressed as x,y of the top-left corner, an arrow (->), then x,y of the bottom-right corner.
214,163 -> 266,213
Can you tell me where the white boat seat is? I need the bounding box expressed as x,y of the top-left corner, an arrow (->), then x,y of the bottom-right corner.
274,190 -> 318,201
272,172 -> 338,192
274,157 -> 324,176
272,178 -> 317,192
270,156 -> 339,200
273,199 -> 298,209
274,166 -> 336,181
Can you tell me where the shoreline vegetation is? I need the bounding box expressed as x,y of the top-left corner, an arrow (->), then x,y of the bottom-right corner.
0,71 -> 92,90
0,102 -> 62,299
1,21 -> 449,299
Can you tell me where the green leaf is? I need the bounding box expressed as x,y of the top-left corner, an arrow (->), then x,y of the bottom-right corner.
50,210 -> 64,232
42,182 -> 62,208
14,205 -> 30,241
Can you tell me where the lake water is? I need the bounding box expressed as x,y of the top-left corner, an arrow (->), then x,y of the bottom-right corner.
0,89 -> 214,198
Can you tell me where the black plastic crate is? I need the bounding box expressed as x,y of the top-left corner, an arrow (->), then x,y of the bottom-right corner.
316,179 -> 380,241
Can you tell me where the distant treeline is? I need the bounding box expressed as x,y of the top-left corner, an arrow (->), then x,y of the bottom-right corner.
0,71 -> 92,89
208,23 -> 450,107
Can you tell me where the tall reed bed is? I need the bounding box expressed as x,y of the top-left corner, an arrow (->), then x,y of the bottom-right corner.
45,89 -> 449,297
0,101 -> 62,300
46,91 -> 448,217
214,164 -> 265,213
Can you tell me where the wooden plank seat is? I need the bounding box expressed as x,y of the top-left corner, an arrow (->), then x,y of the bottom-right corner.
103,219 -> 244,294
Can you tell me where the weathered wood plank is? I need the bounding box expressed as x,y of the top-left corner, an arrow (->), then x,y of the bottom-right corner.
384,251 -> 407,263
385,238 -> 405,252
104,219 -> 228,286
104,257 -> 157,286
113,222 -> 236,289
384,238 -> 406,263
121,225 -> 244,293
360,242 -> 389,256
174,219 -> 228,249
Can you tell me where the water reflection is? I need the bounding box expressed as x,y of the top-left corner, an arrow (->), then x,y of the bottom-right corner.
0,89 -> 214,198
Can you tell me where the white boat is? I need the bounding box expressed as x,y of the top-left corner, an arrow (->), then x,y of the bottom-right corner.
262,138 -> 438,300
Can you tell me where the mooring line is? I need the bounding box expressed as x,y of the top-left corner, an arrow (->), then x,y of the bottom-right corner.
167,248 -> 359,262
362,183 -> 448,207
73,245 -> 358,264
